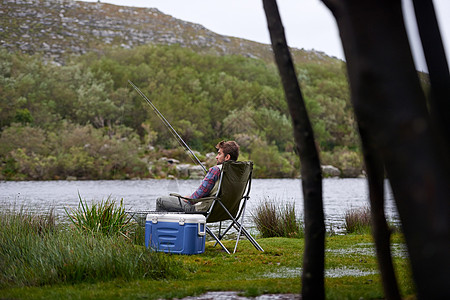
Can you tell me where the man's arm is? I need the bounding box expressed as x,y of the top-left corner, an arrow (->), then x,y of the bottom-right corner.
190,166 -> 221,199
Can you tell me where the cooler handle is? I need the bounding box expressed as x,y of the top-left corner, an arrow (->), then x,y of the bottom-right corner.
198,222 -> 205,236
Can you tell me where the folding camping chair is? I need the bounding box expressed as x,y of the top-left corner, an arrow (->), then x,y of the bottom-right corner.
170,160 -> 264,254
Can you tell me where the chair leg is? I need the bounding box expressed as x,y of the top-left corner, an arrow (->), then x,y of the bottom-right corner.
206,226 -> 230,254
209,199 -> 264,253
215,219 -> 264,252
240,226 -> 264,252
233,204 -> 247,254
213,221 -> 223,248
230,222 -> 264,252
213,221 -> 240,249
218,222 -> 234,240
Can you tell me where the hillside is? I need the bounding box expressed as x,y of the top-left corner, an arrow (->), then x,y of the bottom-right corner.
0,0 -> 339,65
0,0 -> 360,181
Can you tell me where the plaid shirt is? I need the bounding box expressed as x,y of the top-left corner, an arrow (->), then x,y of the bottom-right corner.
190,165 -> 221,199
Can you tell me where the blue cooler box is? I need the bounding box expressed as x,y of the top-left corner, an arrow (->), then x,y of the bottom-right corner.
145,213 -> 206,254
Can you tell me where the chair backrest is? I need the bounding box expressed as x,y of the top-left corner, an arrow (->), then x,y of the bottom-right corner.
206,160 -> 253,223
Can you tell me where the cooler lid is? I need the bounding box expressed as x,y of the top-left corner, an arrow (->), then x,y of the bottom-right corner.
146,213 -> 206,224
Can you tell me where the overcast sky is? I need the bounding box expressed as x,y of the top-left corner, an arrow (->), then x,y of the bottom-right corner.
81,0 -> 450,72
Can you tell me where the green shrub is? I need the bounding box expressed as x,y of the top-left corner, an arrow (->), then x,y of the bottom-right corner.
0,122 -> 149,180
252,199 -> 304,238
0,123 -> 48,156
250,141 -> 295,178
321,147 -> 364,178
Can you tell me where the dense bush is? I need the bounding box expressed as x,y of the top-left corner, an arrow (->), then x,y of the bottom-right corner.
0,122 -> 148,180
321,147 -> 364,177
0,45 -> 363,179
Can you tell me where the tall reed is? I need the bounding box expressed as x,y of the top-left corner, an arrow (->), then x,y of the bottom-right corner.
252,199 -> 304,238
0,206 -> 57,235
344,206 -> 371,234
0,207 -> 184,288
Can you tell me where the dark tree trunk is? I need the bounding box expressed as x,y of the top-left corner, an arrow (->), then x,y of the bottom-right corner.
322,0 -> 450,298
359,125 -> 401,300
412,0 -> 450,156
262,1 -> 325,299
413,0 -> 450,143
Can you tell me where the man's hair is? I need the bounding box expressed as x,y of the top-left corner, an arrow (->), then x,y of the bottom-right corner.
216,140 -> 239,161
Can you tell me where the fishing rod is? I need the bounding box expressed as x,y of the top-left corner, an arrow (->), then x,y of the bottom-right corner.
128,80 -> 207,174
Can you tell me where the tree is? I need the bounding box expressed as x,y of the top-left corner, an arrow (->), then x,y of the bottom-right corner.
262,1 -> 325,299
321,0 -> 450,298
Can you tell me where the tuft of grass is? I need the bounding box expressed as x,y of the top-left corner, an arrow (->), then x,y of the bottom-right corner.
0,206 -> 57,236
65,193 -> 134,239
128,221 -> 146,245
344,206 -> 371,234
252,199 -> 304,238
0,207 -> 185,288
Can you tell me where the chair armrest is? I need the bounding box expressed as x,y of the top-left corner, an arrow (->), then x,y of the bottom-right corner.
195,196 -> 216,201
170,193 -> 199,204
169,193 -> 216,204
169,193 -> 189,199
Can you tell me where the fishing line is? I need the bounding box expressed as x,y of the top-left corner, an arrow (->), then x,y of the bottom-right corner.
128,80 -> 207,174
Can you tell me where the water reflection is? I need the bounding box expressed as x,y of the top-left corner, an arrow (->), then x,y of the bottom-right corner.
262,242 -> 407,279
263,266 -> 378,279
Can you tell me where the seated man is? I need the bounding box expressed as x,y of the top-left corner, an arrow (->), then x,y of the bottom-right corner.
155,140 -> 240,212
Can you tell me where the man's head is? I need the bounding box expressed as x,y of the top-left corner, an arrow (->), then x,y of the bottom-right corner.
215,140 -> 239,165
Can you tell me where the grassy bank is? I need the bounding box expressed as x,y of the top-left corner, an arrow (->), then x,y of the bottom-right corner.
0,207 -> 183,288
0,232 -> 414,299
0,200 -> 413,299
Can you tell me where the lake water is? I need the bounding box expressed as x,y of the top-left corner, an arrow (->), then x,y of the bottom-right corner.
0,178 -> 399,233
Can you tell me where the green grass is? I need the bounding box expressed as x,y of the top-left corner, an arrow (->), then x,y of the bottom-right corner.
0,208 -> 185,288
0,201 -> 414,299
0,226 -> 415,299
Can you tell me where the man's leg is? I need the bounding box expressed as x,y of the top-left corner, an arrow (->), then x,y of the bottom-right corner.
156,196 -> 195,212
